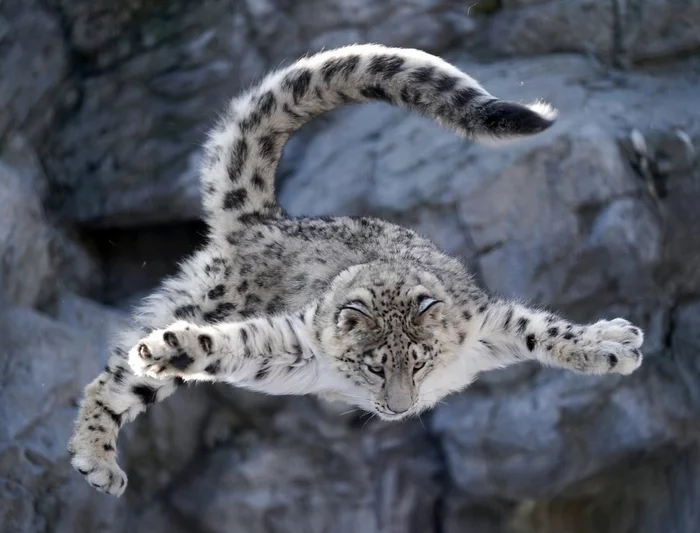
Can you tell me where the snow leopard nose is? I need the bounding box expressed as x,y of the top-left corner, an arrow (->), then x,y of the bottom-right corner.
386,396 -> 412,414
386,374 -> 414,414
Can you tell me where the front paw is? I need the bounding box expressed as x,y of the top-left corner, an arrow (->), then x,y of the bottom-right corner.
579,318 -> 644,375
72,455 -> 127,497
127,321 -> 214,379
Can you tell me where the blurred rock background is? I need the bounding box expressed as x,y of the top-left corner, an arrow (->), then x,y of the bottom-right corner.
1,0 -> 699,531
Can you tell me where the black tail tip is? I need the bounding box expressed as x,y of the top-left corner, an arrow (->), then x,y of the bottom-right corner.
482,100 -> 557,138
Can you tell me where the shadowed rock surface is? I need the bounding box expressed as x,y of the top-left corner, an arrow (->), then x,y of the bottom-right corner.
0,1 -> 699,531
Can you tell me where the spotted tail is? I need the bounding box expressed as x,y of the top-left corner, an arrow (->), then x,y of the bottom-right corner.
201,44 -> 556,241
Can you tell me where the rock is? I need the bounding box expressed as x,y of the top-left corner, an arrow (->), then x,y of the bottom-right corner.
488,0 -> 614,60
619,0 -> 700,64
169,403 -> 441,533
0,0 -> 72,142
511,444 -> 700,533
0,160 -> 53,308
487,0 -> 700,65
0,157 -> 101,308
0,303 -> 127,533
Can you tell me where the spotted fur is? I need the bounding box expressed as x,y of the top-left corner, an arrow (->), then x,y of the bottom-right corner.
68,45 -> 641,497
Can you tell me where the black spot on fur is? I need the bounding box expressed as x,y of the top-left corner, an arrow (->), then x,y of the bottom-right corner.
526,334 -> 536,352
516,317 -> 529,333
321,55 -> 360,83
368,55 -> 405,78
205,360 -> 221,374
208,284 -> 226,300
411,66 -> 435,84
462,309 -> 473,321
361,85 -> 392,102
245,294 -> 262,309
608,354 -> 618,368
198,334 -> 213,354
477,304 -> 488,314
103,444 -> 115,452
237,280 -> 249,294
452,87 -> 480,107
174,304 -> 199,320
132,384 -> 158,405
547,327 -> 559,337
170,352 -> 194,370
255,365 -> 271,381
257,90 -> 276,117
226,231 -> 243,246
563,332 -> 575,340
240,111 -> 262,133
258,135 -> 277,162
284,68 -> 312,103
103,405 -> 122,427
203,302 -> 236,323
251,170 -> 265,190
227,139 -> 249,182
223,188 -> 248,210
112,366 -> 125,384
266,296 -> 284,315
503,308 -> 513,330
238,212 -> 268,225
433,74 -> 458,93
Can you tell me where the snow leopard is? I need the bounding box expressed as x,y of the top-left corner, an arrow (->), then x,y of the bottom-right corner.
68,44 -> 644,497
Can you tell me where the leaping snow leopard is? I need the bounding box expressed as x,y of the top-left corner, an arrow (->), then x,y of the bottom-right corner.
68,44 -> 644,496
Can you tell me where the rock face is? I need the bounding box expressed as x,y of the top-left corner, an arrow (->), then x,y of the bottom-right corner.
1,1 -> 699,532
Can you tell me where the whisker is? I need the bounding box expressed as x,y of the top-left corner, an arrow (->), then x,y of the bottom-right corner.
361,412 -> 377,431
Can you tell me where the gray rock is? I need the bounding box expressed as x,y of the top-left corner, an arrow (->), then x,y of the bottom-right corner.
0,0 -> 71,142
169,404 -> 441,533
487,0 -> 700,65
0,160 -> 53,308
0,157 -> 101,308
0,303 -> 127,533
488,0 -> 614,60
619,0 -> 700,64
510,444 -> 700,533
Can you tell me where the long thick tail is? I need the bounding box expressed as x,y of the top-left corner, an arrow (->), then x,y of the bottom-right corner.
201,44 -> 556,241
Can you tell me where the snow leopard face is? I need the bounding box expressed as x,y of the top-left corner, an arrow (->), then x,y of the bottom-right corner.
317,263 -> 462,420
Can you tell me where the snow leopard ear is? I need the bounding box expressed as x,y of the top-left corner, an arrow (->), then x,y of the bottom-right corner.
337,301 -> 375,333
413,295 -> 444,326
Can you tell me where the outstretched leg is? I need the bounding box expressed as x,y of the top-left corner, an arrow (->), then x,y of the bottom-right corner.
68,248 -> 245,497
68,327 -> 180,497
127,309 -> 322,395
462,299 -> 643,375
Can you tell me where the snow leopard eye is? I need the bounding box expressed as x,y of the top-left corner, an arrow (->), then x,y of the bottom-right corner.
366,364 -> 385,377
413,361 -> 426,374
342,300 -> 372,317
338,300 -> 375,332
416,295 -> 442,316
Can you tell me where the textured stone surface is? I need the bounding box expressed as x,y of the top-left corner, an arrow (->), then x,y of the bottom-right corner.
0,152 -> 101,308
1,0 -> 700,532
168,406 -> 441,533
0,303 -> 126,533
